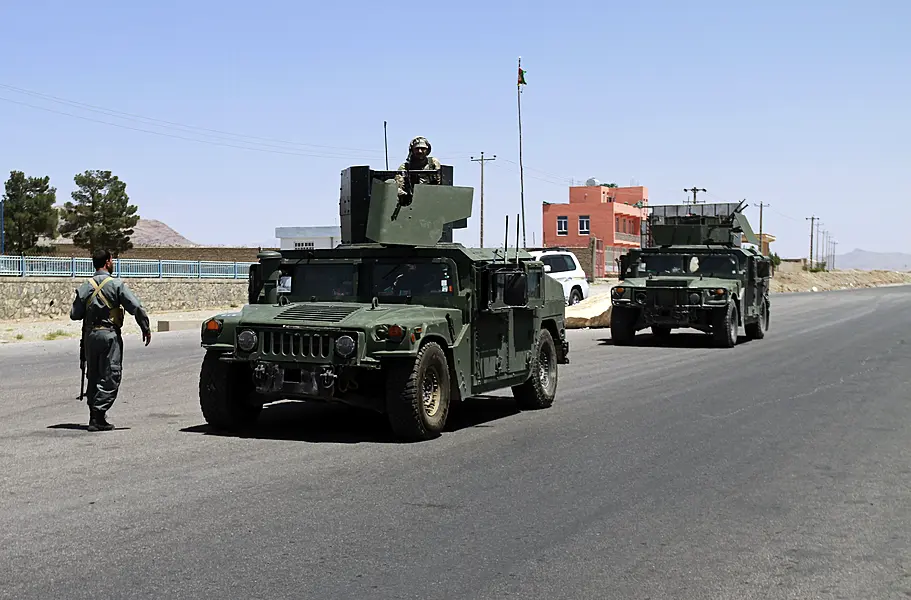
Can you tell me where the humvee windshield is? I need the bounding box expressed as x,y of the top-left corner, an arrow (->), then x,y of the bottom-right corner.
372,260 -> 454,299
281,263 -> 357,300
639,253 -> 739,277
275,259 -> 455,303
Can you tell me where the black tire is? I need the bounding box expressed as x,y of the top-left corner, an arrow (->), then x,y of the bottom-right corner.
512,328 -> 558,410
568,288 -> 583,305
651,325 -> 672,340
610,305 -> 638,345
745,300 -> 767,340
712,301 -> 738,348
199,350 -> 262,430
385,342 -> 451,441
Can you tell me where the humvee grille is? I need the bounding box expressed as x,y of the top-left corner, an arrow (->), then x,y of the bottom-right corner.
261,329 -> 333,359
275,304 -> 361,323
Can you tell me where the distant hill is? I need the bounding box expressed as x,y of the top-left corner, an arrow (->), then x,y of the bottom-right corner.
41,217 -> 199,247
835,249 -> 911,271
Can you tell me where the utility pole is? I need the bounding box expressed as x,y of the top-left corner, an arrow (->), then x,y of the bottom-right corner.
831,240 -> 838,270
823,231 -> 830,271
806,216 -> 817,268
684,187 -> 706,205
754,201 -> 769,253
816,219 -> 822,266
470,152 -> 496,248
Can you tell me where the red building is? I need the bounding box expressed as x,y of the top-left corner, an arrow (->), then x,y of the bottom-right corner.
542,184 -> 648,278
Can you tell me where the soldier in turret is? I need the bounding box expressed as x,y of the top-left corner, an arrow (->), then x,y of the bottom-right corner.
393,136 -> 441,197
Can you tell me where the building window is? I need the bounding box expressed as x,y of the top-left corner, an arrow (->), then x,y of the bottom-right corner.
615,217 -> 620,232
294,241 -> 315,249
556,216 -> 568,236
579,215 -> 590,235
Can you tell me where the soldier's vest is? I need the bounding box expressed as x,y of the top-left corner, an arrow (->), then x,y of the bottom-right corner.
87,276 -> 125,328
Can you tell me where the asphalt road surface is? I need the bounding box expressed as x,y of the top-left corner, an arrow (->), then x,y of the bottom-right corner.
2,286 -> 910,599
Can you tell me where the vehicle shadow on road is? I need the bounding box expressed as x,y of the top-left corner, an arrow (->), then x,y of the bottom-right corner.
597,332 -> 751,348
178,394 -> 520,444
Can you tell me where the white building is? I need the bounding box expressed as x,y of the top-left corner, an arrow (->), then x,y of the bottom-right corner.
275,226 -> 341,251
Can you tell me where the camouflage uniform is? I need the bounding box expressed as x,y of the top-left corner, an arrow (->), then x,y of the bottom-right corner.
70,266 -> 151,431
394,136 -> 442,195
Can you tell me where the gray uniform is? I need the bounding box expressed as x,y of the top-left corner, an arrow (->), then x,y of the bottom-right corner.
70,269 -> 151,414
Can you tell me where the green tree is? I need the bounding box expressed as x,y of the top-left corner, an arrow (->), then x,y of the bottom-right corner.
59,170 -> 139,254
2,170 -> 59,254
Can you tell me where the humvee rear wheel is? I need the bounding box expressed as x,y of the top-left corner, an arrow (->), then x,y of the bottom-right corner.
745,300 -> 767,340
610,306 -> 638,345
199,350 -> 262,430
385,341 -> 451,441
712,301 -> 738,348
512,328 -> 558,410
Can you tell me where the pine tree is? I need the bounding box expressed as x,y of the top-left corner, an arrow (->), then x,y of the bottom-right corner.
2,170 -> 59,254
59,170 -> 139,254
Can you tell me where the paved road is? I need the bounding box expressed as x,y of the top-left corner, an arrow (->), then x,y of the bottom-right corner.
2,286 -> 910,599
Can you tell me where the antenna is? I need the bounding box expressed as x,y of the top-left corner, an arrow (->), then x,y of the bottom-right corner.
503,214 -> 509,263
514,213 -> 520,263
383,121 -> 389,169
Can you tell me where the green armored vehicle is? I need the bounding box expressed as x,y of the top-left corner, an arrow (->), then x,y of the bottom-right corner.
610,201 -> 771,348
198,164 -> 570,441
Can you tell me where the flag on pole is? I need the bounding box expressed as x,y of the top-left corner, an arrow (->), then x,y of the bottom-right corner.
518,67 -> 527,86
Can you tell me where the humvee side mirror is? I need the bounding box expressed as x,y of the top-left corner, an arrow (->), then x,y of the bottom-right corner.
248,263 -> 263,304
618,255 -> 629,279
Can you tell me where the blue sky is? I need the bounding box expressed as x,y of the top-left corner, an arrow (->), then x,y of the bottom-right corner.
1,0 -> 907,259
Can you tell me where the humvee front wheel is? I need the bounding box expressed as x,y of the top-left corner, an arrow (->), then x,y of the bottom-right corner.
199,350 -> 262,430
712,301 -> 738,348
610,305 -> 638,345
512,328 -> 558,410
385,342 -> 451,441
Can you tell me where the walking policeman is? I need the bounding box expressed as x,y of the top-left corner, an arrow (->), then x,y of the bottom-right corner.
70,249 -> 152,431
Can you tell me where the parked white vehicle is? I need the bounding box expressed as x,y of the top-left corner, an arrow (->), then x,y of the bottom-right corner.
527,249 -> 590,305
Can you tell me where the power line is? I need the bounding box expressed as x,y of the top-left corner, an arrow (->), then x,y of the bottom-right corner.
470,152 -> 496,247
0,82 -> 380,155
0,94 -> 382,160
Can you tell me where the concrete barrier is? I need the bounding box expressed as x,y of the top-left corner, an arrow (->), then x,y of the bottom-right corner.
157,320 -> 204,332
565,294 -> 613,329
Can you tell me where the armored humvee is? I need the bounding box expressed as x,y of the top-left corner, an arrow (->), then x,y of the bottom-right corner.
610,201 -> 771,348
198,164 -> 570,441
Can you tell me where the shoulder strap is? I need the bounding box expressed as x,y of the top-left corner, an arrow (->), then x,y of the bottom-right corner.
87,276 -> 115,309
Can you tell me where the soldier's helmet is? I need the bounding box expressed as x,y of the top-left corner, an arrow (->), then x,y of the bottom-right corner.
409,136 -> 431,154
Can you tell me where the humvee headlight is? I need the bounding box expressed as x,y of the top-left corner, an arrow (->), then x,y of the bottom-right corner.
336,334 -> 356,358
635,291 -> 647,303
688,292 -> 701,305
387,325 -> 405,343
237,329 -> 257,352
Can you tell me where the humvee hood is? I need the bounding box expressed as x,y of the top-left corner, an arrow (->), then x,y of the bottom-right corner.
233,301 -> 449,327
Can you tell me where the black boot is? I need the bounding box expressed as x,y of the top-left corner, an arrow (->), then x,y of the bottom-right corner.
88,410 -> 114,432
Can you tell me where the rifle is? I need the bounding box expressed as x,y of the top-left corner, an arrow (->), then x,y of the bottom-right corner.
78,323 -> 86,401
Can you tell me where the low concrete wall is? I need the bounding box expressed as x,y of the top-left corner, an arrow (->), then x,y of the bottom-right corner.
0,277 -> 247,321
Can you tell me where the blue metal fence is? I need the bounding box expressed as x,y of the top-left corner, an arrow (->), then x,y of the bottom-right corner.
0,255 -> 255,279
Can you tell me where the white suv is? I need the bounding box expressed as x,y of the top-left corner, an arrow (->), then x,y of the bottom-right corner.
528,249 -> 590,305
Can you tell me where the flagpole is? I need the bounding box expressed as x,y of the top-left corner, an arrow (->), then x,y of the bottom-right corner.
517,56 -> 526,248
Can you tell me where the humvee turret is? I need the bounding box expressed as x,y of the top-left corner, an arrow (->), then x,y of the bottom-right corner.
198,165 -> 569,441
610,201 -> 771,348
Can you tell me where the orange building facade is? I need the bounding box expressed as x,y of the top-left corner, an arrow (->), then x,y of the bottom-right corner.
543,185 -> 648,248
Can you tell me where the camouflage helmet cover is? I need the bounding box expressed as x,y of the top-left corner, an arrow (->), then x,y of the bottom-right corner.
409,136 -> 431,153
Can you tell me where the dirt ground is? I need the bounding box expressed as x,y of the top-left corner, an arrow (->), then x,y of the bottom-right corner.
769,262 -> 911,293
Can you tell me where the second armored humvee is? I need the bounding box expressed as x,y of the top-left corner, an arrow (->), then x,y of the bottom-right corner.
610,201 -> 772,348
198,165 -> 570,441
